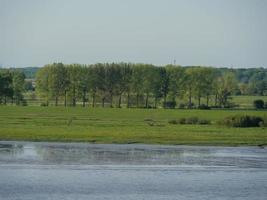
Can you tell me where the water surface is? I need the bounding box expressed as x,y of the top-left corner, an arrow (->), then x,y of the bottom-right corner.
0,141 -> 267,200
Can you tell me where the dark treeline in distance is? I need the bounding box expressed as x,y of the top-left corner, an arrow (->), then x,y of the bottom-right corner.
0,63 -> 266,108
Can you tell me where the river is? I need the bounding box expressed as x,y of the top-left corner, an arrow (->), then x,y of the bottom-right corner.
0,141 -> 266,200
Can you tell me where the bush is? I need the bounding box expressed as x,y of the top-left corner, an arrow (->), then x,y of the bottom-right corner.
259,115 -> 267,127
168,119 -> 179,125
187,102 -> 194,109
21,99 -> 28,106
220,115 -> 264,127
198,119 -> 211,125
178,118 -> 186,124
169,117 -> 210,125
40,102 -> 48,107
163,101 -> 176,109
253,99 -> 265,109
223,102 -> 239,109
198,104 -> 210,110
178,103 -> 186,109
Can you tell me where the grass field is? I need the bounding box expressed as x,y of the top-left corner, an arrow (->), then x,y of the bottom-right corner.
23,92 -> 267,109
0,106 -> 266,146
231,95 -> 267,109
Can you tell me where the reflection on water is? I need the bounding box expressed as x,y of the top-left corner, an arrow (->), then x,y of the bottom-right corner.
0,141 -> 266,168
1,142 -> 267,200
0,143 -> 24,155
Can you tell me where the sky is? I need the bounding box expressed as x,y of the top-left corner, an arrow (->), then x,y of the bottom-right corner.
1,0 -> 267,68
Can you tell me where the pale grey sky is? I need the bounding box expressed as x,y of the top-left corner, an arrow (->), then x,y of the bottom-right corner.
1,0 -> 267,68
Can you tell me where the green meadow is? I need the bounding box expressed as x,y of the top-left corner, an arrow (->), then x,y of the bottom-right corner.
0,106 -> 266,146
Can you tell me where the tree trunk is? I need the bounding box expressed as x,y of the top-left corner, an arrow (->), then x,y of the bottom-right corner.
154,97 -> 157,108
72,87 -> 76,107
118,94 -> 122,108
215,93 -> 218,106
102,97 -> 105,108
64,90 -> 67,107
136,94 -> 139,108
110,93 -> 113,108
198,95 -> 201,107
55,96 -> 58,106
82,90 -> 86,107
92,93 -> 96,108
163,95 -> 167,109
206,95 -> 209,106
145,93 -> 149,108
127,92 -> 130,108
188,87 -> 192,109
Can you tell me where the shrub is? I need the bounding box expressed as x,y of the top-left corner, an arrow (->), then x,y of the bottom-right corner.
40,102 -> 48,107
223,102 -> 239,109
169,117 -> 211,125
253,99 -> 265,109
178,103 -> 186,109
163,101 -> 176,109
221,115 -> 264,127
168,119 -> 179,124
185,117 -> 199,124
178,118 -> 186,124
187,102 -> 195,109
259,115 -> 267,127
198,104 -> 210,110
198,119 -> 211,125
21,99 -> 28,106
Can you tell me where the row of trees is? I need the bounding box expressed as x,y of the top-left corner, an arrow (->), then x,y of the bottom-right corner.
0,70 -> 26,105
35,63 -> 237,108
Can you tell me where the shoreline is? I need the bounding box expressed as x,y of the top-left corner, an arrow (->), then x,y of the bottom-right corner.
1,140 -> 266,148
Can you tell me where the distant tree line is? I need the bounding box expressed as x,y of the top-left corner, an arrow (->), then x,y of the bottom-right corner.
1,63 -> 266,108
0,69 -> 26,105
20,66 -> 267,96
34,63 -> 242,108
232,68 -> 267,96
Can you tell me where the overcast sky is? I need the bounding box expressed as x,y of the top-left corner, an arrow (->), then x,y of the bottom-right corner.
1,0 -> 267,68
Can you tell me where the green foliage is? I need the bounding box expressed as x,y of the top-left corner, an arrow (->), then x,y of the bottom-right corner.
168,119 -> 179,124
34,63 -> 242,109
220,115 -> 264,127
3,63 -> 266,108
168,117 -> 211,125
259,116 -> 267,127
253,99 -> 265,109
0,69 -> 26,105
163,101 -> 176,109
198,104 -> 210,110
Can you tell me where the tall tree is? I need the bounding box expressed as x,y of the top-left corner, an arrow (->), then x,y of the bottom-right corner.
0,70 -> 13,104
116,63 -> 132,108
48,63 -> 67,106
67,64 -> 82,107
131,64 -> 145,108
36,66 -> 50,105
216,72 -> 237,107
12,70 -> 26,105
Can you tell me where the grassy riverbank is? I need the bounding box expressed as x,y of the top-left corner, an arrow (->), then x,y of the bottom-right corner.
0,106 -> 266,146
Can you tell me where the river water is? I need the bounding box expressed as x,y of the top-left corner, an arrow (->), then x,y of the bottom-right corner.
0,141 -> 267,200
